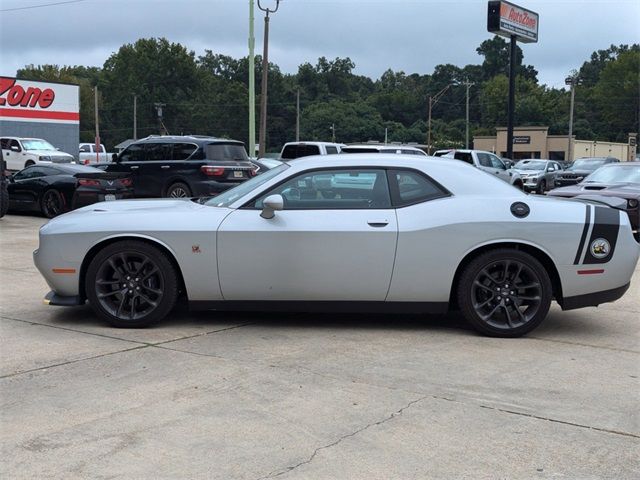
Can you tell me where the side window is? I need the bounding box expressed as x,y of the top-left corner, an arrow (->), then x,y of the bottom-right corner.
254,169 -> 391,210
145,143 -> 172,161
0,138 -> 8,149
476,153 -> 492,167
325,146 -> 338,155
172,143 -> 197,160
489,154 -> 506,170
10,139 -> 22,152
15,167 -> 47,180
119,143 -> 145,162
79,144 -> 91,153
390,170 -> 449,206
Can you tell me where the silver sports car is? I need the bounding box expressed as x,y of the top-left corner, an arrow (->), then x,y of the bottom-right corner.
34,154 -> 640,337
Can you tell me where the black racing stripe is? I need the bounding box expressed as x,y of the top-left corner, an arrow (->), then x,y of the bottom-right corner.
582,206 -> 620,265
574,205 -> 591,265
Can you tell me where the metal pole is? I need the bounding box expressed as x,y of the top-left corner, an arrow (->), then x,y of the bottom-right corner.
133,94 -> 137,140
384,127 -> 388,144
94,85 -> 100,164
248,0 -> 256,157
464,79 -> 474,149
331,123 -> 335,143
567,82 -> 575,162
427,96 -> 432,154
296,88 -> 300,142
506,36 -> 517,160
258,11 -> 269,158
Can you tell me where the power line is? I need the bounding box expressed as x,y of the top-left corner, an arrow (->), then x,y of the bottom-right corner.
0,0 -> 88,12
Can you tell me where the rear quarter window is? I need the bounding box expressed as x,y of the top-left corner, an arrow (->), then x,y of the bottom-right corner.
281,144 -> 321,159
453,152 -> 474,164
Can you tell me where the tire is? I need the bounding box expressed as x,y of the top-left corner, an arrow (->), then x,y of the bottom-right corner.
537,179 -> 547,195
40,189 -> 65,218
0,183 -> 8,218
25,160 -> 35,168
166,182 -> 192,198
457,249 -> 552,338
85,240 -> 179,328
513,180 -> 524,191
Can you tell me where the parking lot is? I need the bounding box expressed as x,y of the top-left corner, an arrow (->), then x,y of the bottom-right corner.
1,213 -> 638,479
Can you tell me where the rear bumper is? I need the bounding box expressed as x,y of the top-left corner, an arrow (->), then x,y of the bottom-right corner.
560,282 -> 630,310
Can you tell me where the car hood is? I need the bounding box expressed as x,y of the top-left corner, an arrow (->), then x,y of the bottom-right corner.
41,198 -> 233,235
557,169 -> 594,176
548,182 -> 640,198
512,168 -> 543,175
28,150 -> 74,157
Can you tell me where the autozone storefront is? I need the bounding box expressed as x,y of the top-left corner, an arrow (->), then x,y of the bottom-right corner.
0,77 -> 80,158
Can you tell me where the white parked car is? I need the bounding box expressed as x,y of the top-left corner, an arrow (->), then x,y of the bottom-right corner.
342,144 -> 427,155
1,137 -> 74,171
79,143 -> 113,164
35,154 -> 639,337
280,141 -> 345,159
436,149 -> 524,189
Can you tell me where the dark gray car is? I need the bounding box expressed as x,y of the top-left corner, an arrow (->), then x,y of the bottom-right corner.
553,157 -> 620,188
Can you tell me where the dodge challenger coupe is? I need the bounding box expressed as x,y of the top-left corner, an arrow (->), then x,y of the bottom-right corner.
34,155 -> 640,337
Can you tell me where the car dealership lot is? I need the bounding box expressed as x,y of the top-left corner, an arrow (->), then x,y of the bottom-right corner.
1,214 -> 638,479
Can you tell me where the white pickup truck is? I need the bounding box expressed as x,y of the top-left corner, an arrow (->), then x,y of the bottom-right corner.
1,136 -> 75,171
435,149 -> 524,189
79,143 -> 113,164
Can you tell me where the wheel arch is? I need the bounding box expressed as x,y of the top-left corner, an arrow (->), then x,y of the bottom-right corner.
448,241 -> 564,309
78,234 -> 187,302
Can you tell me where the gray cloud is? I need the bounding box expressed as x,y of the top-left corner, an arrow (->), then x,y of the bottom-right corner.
1,0 -> 638,88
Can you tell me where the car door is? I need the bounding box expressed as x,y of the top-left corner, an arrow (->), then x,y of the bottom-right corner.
217,168 -> 398,301
2,139 -> 24,170
485,153 -> 511,182
8,166 -> 52,209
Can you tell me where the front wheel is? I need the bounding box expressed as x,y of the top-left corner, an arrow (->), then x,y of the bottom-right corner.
85,240 -> 179,327
537,179 -> 547,194
457,249 -> 552,337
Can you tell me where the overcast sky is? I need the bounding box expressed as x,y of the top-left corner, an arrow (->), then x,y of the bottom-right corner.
1,0 -> 638,89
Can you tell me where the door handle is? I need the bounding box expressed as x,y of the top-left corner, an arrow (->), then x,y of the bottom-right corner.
160,165 -> 170,169
130,166 -> 139,170
367,220 -> 389,227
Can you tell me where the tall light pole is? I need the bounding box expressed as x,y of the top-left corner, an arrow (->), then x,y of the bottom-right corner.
462,78 -> 474,149
427,84 -> 451,154
565,71 -> 581,163
248,0 -> 256,157
93,85 -> 100,164
257,0 -> 281,158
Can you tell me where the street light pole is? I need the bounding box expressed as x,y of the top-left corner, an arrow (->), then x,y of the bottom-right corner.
427,84 -> 451,154
248,0 -> 256,157
565,71 -> 580,163
462,78 -> 474,149
257,0 -> 281,159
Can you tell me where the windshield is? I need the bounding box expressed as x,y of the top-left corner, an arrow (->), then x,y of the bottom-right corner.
515,160 -> 546,170
584,165 -> 640,184
569,159 -> 607,171
22,139 -> 56,151
205,163 -> 289,207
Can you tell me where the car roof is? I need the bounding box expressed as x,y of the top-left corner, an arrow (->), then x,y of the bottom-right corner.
133,135 -> 243,145
53,164 -> 105,174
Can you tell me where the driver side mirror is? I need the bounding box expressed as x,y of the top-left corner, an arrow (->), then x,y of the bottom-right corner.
260,194 -> 284,219
10,146 -> 20,152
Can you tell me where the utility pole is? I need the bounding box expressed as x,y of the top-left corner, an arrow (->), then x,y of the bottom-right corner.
154,103 -> 166,135
257,0 -> 281,159
330,123 -> 335,143
248,0 -> 256,157
506,35 -> 517,160
296,88 -> 300,142
565,71 -> 580,163
133,94 -> 137,140
462,78 -> 475,149
94,85 -> 100,164
427,84 -> 451,155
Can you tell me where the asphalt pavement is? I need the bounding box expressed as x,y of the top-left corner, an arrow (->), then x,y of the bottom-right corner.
1,213 -> 638,479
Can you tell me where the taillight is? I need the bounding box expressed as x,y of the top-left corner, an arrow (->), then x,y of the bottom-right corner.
201,166 -> 225,176
120,178 -> 133,187
78,178 -> 100,187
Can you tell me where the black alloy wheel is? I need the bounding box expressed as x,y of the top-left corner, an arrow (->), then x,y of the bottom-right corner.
41,189 -> 64,218
85,240 -> 179,327
537,179 -> 547,194
166,182 -> 192,198
458,249 -> 552,337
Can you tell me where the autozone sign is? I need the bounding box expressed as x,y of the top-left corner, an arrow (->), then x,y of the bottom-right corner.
0,76 -> 79,124
487,1 -> 539,44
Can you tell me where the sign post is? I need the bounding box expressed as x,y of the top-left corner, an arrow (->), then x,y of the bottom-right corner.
487,1 -> 538,159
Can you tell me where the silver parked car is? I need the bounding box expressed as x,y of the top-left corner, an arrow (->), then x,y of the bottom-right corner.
512,159 -> 563,194
35,154 -> 639,337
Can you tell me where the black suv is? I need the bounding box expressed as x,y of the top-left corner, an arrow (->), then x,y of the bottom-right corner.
103,136 -> 255,198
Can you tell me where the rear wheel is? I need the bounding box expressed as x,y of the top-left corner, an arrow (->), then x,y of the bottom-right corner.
166,182 -> 191,198
41,189 -> 65,218
457,249 -> 552,337
85,240 -> 178,328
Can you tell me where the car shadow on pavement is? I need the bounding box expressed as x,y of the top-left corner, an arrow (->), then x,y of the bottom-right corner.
43,304 -> 473,335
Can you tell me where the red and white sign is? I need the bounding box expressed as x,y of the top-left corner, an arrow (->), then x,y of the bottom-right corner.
0,77 -> 79,124
487,1 -> 539,44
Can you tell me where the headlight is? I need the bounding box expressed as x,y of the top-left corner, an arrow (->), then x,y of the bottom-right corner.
39,155 -> 51,161
629,199 -> 639,208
